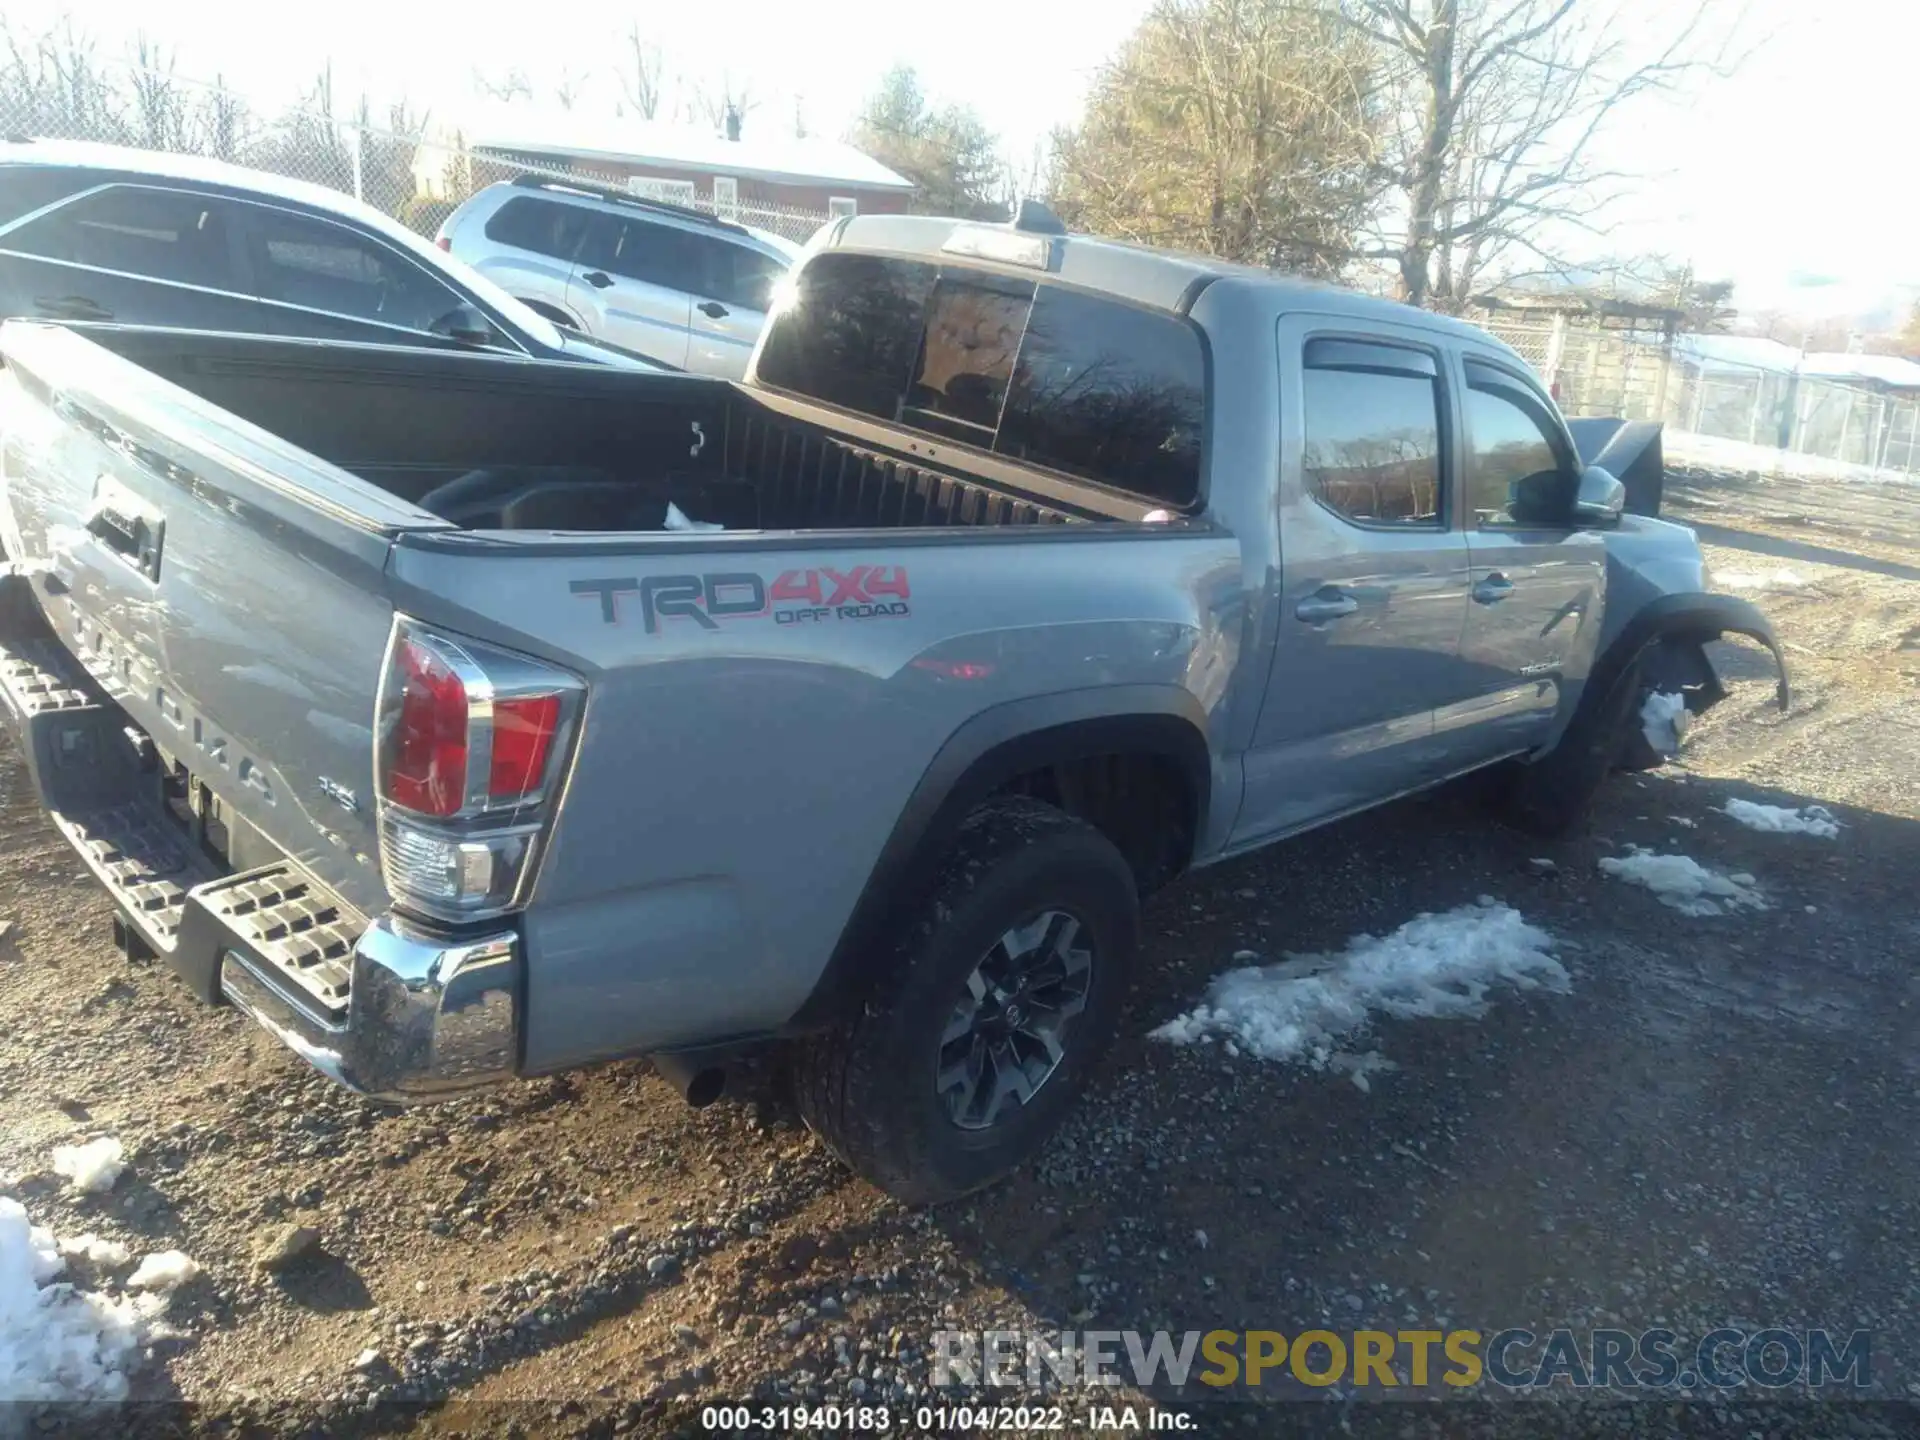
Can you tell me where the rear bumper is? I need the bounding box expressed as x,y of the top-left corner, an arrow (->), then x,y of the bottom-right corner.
220,916 -> 523,1102
0,578 -> 522,1101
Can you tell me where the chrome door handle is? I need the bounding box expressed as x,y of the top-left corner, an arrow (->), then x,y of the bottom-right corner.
1295,588 -> 1359,623
1473,573 -> 1515,604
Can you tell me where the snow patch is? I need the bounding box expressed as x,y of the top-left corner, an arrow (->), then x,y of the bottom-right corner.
1722,799 -> 1841,838
1599,847 -> 1766,916
57,1236 -> 130,1268
1713,568 -> 1808,594
1150,900 -> 1567,1079
1639,691 -> 1689,756
126,1252 -> 198,1293
0,1198 -> 168,1402
51,1138 -> 124,1194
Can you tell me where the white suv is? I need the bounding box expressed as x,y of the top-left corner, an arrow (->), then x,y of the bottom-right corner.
438,177 -> 802,379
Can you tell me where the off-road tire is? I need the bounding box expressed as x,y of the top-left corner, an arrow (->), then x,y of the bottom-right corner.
1500,649 -> 1650,837
792,798 -> 1139,1206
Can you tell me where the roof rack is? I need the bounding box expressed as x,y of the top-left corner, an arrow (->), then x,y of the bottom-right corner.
506,172 -> 751,236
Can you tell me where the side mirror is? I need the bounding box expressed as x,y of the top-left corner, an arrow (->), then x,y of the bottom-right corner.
430,302 -> 495,348
1573,464 -> 1626,526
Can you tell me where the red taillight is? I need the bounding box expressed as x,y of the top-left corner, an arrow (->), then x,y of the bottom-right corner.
489,693 -> 560,800
383,637 -> 469,817
435,234 -> 451,252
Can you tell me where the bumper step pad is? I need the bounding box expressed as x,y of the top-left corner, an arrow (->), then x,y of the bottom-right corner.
189,869 -> 358,1024
49,802 -> 203,952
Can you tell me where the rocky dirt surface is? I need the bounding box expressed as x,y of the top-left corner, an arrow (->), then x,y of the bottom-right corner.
3,503 -> 1919,1439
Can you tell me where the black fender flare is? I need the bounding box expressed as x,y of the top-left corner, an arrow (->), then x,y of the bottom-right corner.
783,685 -> 1212,1032
1595,592 -> 1790,714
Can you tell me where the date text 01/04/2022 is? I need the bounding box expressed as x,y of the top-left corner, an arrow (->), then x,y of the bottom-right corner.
697,1404 -> 1195,1431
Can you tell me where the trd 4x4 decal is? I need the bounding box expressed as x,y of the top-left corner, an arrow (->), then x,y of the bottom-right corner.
572,565 -> 911,633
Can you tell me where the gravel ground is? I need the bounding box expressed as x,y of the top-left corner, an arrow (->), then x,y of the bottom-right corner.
3,499 -> 1918,1439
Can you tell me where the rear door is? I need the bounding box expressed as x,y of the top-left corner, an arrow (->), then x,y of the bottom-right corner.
1444,353 -> 1607,761
1235,319 -> 1474,843
0,182 -> 267,332
566,213 -> 694,369
686,236 -> 787,379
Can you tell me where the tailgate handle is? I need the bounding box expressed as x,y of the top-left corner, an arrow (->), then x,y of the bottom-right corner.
86,479 -> 165,583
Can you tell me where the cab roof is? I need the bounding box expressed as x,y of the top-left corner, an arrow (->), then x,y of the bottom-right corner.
827,212 -> 1496,345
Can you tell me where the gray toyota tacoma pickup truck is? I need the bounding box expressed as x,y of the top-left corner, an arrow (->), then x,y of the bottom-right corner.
0,207 -> 1786,1203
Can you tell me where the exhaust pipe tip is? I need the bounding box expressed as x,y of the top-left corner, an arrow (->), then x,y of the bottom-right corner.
653,1052 -> 728,1108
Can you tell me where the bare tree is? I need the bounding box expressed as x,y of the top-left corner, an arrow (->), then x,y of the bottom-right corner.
1332,0 -> 1737,310
1,18 -> 127,142
473,67 -> 533,104
195,74 -> 250,161
697,75 -> 758,140
698,75 -> 758,140
617,23 -> 667,120
126,34 -> 190,151
552,66 -> 586,111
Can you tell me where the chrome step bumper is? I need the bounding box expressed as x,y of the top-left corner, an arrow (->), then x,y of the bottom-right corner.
0,571 -> 523,1101
220,915 -> 522,1102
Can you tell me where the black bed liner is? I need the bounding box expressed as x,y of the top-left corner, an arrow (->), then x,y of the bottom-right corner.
66,325 -> 1113,534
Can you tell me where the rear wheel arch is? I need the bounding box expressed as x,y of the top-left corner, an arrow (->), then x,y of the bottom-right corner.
785,688 -> 1211,1033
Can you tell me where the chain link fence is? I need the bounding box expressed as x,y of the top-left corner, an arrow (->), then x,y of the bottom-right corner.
1477,309 -> 1920,481
0,55 -> 830,246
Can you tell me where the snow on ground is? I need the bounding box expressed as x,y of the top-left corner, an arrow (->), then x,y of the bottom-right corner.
1640,690 -> 1689,755
0,1198 -> 169,1402
126,1252 -> 198,1292
56,1236 -> 129,1268
1712,568 -> 1810,594
1722,798 -> 1841,838
1599,847 -> 1766,916
1150,899 -> 1567,1088
1666,430 -> 1920,488
50,1138 -> 123,1194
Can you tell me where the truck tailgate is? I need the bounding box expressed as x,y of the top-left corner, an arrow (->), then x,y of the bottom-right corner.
0,321 -> 448,942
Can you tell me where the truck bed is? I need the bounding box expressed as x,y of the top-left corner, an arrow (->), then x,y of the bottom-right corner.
74,327 -> 1128,535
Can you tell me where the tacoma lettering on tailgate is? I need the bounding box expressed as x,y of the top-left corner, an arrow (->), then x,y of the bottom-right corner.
572,566 -> 911,634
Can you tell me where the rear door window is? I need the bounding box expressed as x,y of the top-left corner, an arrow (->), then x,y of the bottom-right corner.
482,195 -> 592,261
236,203 -> 471,335
6,184 -> 240,291
1300,339 -> 1446,528
577,215 -> 704,294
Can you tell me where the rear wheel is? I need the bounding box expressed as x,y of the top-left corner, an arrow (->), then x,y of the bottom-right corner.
792,799 -> 1139,1205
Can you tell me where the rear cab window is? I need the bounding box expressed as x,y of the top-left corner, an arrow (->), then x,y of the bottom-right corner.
755,251 -> 1207,510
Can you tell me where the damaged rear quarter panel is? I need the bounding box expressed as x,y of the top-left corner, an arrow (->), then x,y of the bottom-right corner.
383,527 -> 1248,1072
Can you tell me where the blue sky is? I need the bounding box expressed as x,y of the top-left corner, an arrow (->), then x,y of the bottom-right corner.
8,0 -> 1913,320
